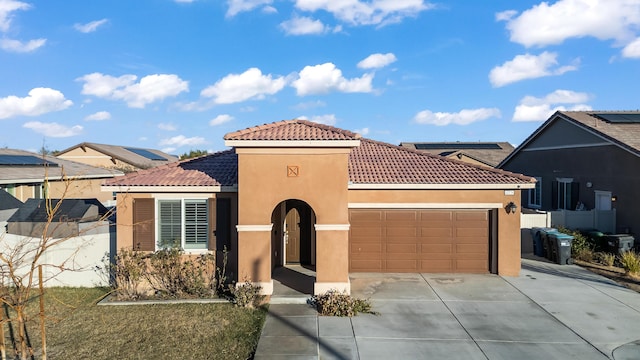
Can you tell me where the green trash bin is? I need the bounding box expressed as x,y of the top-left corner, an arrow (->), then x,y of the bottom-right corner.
588,230 -> 605,252
540,228 -> 559,260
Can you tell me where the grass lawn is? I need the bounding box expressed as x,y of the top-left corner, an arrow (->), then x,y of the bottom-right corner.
2,287 -> 267,360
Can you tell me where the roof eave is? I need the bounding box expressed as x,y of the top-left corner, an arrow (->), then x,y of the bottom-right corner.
101,184 -> 239,193
348,183 -> 535,190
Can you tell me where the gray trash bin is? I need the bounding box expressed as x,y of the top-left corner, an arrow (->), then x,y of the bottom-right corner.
549,232 -> 574,265
605,235 -> 635,254
540,228 -> 558,260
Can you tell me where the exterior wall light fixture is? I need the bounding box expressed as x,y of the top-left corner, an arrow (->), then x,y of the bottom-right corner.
612,195 -> 618,202
505,201 -> 518,214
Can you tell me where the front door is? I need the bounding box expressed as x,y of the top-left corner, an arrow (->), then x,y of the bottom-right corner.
285,208 -> 300,263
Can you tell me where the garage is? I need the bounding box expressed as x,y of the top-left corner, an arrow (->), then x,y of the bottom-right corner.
349,209 -> 491,273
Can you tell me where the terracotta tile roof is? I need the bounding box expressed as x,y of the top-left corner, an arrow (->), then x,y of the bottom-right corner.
559,111 -> 640,155
224,119 -> 361,141
103,150 -> 237,187
106,122 -> 534,189
349,139 -> 534,185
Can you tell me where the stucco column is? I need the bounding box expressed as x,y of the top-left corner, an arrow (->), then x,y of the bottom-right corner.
236,225 -> 273,295
314,225 -> 351,294
498,200 -> 522,276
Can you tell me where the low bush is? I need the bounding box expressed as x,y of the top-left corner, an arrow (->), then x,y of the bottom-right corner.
229,280 -> 264,308
596,252 -> 616,267
619,251 -> 640,275
110,248 -> 223,301
558,227 -> 594,262
310,289 -> 376,317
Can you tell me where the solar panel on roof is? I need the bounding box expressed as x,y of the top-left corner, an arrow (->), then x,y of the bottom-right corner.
125,147 -> 167,161
592,113 -> 640,123
414,143 -> 502,150
0,155 -> 58,166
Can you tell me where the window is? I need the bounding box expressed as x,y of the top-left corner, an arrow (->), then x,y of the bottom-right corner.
157,199 -> 209,250
528,177 -> 542,208
553,178 -> 579,210
33,183 -> 42,199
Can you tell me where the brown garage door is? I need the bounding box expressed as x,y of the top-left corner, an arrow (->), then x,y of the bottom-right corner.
349,209 -> 489,273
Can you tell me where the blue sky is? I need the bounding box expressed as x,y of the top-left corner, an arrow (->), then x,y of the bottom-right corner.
1,0 -> 639,155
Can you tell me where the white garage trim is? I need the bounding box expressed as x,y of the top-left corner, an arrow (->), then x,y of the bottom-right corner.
315,224 -> 350,231
348,203 -> 502,209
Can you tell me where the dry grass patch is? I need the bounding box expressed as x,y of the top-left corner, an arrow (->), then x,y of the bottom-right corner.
2,287 -> 266,360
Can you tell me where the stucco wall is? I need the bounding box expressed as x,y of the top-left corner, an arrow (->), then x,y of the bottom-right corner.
235,147 -> 352,288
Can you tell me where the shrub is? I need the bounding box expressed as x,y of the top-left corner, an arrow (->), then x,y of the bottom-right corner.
619,251 -> 640,275
558,227 -> 594,262
228,280 -> 264,308
596,252 -> 616,267
310,290 -> 376,317
144,248 -> 216,298
110,248 -> 220,301
111,249 -> 147,300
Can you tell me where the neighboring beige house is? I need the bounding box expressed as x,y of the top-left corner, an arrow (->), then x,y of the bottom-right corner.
104,120 -> 535,295
400,142 -> 514,168
56,142 -> 178,173
0,148 -> 123,204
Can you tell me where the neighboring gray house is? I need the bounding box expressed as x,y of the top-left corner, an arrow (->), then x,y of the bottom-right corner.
7,198 -> 111,238
499,111 -> 640,234
401,142 -> 514,167
0,190 -> 22,222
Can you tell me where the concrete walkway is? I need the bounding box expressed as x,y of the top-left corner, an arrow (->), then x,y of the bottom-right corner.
254,259 -> 640,359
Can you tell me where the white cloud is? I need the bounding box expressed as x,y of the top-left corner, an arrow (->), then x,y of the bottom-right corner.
158,123 -> 177,131
512,89 -> 592,122
0,0 -> 30,32
414,108 -> 501,126
0,38 -> 46,52
293,100 -> 326,110
159,135 -> 206,147
227,0 -> 273,17
280,15 -> 328,35
292,63 -> 374,96
78,72 -> 189,108
353,127 -> 369,135
294,0 -> 433,27
489,52 -> 578,87
201,68 -> 286,104
499,0 -> 640,48
209,114 -> 234,126
74,19 -> 108,33
23,121 -> 83,137
357,53 -> 397,69
84,111 -> 111,121
0,88 -> 72,119
161,147 -> 176,154
296,114 -> 337,125
622,37 -> 640,58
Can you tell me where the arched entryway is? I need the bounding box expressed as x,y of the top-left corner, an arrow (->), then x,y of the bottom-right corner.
271,199 -> 316,295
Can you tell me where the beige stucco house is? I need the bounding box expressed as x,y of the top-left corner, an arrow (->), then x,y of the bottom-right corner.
56,142 -> 178,173
0,148 -> 123,204
103,120 -> 535,295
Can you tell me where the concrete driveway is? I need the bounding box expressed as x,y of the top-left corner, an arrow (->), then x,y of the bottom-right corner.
254,259 -> 640,359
